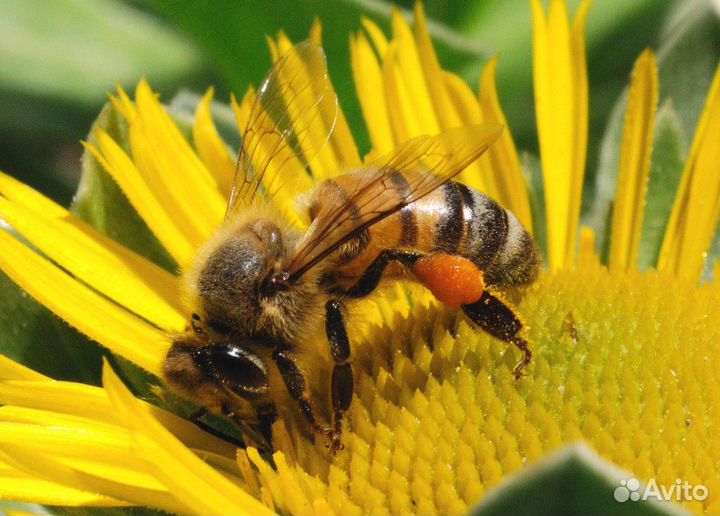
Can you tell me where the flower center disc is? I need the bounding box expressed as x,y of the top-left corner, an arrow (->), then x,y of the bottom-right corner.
242,262 -> 720,515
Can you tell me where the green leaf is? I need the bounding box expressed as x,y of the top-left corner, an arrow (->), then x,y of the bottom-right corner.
584,84 -> 627,261
656,0 -> 720,138
0,502 -> 47,516
521,151 -> 547,265
48,504 -> 167,516
637,101 -> 687,270
469,444 -> 689,516
168,89 -> 241,150
0,265 -> 102,384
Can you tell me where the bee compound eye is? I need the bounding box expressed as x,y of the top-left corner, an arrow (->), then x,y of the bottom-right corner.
193,343 -> 269,398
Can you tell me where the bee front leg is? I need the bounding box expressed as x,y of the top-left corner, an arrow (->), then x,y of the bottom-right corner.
461,289 -> 532,379
272,350 -> 336,448
325,300 -> 353,451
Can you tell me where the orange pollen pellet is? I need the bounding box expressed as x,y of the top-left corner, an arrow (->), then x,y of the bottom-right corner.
413,254 -> 485,309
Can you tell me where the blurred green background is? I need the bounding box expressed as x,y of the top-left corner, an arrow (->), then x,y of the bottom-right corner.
4,0 -> 718,207
1,0 -> 720,279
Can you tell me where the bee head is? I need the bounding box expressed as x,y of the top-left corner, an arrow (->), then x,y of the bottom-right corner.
164,333 -> 270,415
194,219 -> 286,336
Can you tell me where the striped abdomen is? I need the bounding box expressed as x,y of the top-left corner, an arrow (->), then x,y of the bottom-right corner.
423,181 -> 540,287
314,177 -> 540,292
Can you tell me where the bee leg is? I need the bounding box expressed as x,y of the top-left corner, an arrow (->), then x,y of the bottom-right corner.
224,403 -> 276,452
256,403 -> 277,449
185,406 -> 251,449
461,289 -> 531,379
325,300 -> 353,451
272,350 -> 335,447
345,250 -> 422,298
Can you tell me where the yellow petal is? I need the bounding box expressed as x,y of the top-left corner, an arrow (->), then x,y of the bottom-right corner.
441,71 -> 491,193
441,72 -> 482,122
658,61 -> 720,282
135,80 -> 223,199
275,30 -> 294,55
0,374 -> 237,460
129,81 -> 225,245
193,87 -> 237,196
431,70 -> 520,219
0,406 -> 132,459
0,380 -> 118,425
382,42 -> 418,144
109,85 -> 137,121
362,17 -> 389,57
85,132 -> 194,265
578,226 -> 600,269
609,50 -> 658,272
0,444 -> 189,514
145,404 -> 239,459
413,3 -> 461,129
532,0 -> 591,269
0,228 -> 168,375
102,361 -> 274,515
351,31 -> 395,154
309,18 -> 323,45
0,469 -> 126,507
266,33 -> 280,62
478,58 -> 534,234
0,408 -> 169,493
570,0 -> 591,258
0,354 -> 49,381
0,173 -> 184,331
390,8 -> 440,135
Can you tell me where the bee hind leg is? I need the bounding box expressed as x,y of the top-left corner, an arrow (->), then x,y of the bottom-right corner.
461,289 -> 531,379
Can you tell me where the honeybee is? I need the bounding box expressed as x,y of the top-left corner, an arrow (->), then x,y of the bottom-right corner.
163,42 -> 539,451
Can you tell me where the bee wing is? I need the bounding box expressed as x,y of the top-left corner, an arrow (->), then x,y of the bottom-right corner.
285,124 -> 503,282
226,41 -> 339,219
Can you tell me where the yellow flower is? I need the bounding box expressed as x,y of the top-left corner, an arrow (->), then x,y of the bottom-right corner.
1,2 -> 720,516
